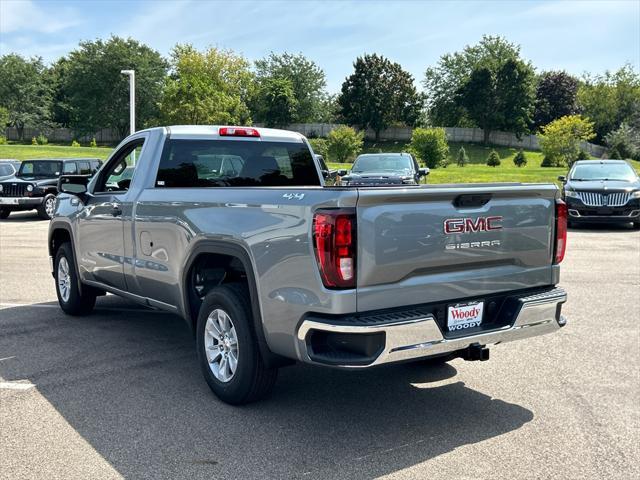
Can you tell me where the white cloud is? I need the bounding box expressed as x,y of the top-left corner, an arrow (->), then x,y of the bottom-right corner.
0,0 -> 80,34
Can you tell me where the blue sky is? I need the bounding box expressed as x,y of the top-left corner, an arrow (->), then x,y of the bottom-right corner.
1,0 -> 639,92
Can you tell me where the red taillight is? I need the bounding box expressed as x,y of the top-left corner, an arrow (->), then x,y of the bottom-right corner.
554,199 -> 567,264
313,209 -> 356,289
218,127 -> 260,137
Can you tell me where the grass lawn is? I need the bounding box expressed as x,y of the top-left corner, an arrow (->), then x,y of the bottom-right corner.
0,143 -> 113,161
337,140 -> 640,186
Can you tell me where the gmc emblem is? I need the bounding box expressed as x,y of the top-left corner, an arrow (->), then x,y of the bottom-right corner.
444,216 -> 503,234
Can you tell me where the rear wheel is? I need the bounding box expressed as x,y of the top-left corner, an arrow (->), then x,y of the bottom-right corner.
54,242 -> 96,315
0,208 -> 10,219
196,284 -> 278,405
37,194 -> 56,220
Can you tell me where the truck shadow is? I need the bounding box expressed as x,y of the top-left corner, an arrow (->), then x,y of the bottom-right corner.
1,298 -> 534,479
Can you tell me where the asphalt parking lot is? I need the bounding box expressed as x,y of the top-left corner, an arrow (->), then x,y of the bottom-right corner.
1,211 -> 639,480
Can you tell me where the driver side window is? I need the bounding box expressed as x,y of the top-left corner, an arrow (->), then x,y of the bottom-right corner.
95,141 -> 143,193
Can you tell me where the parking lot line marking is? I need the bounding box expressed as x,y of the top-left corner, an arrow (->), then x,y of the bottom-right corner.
0,356 -> 16,362
0,381 -> 36,390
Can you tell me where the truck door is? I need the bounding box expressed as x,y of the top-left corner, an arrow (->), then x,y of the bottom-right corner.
76,138 -> 145,291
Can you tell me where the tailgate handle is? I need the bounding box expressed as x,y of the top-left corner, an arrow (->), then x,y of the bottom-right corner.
453,194 -> 492,208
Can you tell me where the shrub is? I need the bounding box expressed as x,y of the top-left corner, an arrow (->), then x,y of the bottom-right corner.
440,157 -> 451,168
486,150 -> 501,167
608,147 -> 622,159
408,127 -> 449,169
0,135 -> 7,145
308,138 -> 328,159
31,136 -> 37,145
539,115 -> 595,167
456,146 -> 469,167
541,155 -> 557,167
71,140 -> 81,147
90,137 -> 98,148
604,123 -> 640,160
513,149 -> 527,167
36,134 -> 48,145
576,149 -> 590,161
326,126 -> 363,163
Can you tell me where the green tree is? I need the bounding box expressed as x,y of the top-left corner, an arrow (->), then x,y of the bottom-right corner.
339,54 -> 422,141
160,44 -> 253,126
58,36 -> 167,138
513,149 -> 527,167
0,106 -> 9,128
539,115 -> 595,167
577,65 -> 640,142
533,71 -> 579,129
605,122 -> 640,160
326,126 -> 363,163
458,58 -> 535,143
486,150 -> 501,167
0,54 -> 51,140
456,146 -> 469,166
254,78 -> 297,127
253,52 -> 327,123
408,127 -> 449,169
423,35 -> 523,127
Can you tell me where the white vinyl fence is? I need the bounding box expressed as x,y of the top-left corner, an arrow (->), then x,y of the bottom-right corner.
4,124 -> 607,157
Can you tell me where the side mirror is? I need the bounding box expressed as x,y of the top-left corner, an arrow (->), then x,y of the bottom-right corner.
337,169 -> 348,176
321,169 -> 330,179
557,175 -> 566,182
58,175 -> 89,195
419,167 -> 430,176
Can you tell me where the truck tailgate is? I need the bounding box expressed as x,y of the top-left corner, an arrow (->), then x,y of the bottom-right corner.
356,184 -> 559,312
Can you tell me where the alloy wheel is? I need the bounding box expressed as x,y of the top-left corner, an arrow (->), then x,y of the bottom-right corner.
57,256 -> 71,302
204,308 -> 239,383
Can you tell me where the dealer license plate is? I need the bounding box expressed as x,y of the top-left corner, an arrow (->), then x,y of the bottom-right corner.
0,198 -> 19,205
447,301 -> 484,332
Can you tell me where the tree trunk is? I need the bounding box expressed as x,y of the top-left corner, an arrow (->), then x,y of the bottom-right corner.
17,124 -> 24,141
375,129 -> 380,142
483,128 -> 490,145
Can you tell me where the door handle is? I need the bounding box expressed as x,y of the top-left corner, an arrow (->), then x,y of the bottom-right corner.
111,203 -> 122,217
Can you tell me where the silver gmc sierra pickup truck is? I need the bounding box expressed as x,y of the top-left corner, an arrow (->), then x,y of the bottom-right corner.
49,126 -> 568,404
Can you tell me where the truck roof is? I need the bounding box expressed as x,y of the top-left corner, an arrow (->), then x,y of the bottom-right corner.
21,158 -> 101,162
162,125 -> 305,143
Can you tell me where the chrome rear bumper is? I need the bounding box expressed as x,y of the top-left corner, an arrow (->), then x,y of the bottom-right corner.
296,287 -> 567,368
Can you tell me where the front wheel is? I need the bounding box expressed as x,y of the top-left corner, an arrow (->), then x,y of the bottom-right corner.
196,284 -> 278,405
55,242 -> 96,315
0,208 -> 10,219
38,194 -> 56,220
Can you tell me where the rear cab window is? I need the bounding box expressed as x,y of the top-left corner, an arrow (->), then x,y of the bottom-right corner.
155,139 -> 321,187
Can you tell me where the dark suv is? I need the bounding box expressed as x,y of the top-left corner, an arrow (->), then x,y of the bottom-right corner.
338,153 -> 429,186
0,158 -> 101,219
559,160 -> 640,228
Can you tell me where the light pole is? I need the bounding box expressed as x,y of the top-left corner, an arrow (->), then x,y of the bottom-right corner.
121,69 -> 136,165
121,69 -> 136,134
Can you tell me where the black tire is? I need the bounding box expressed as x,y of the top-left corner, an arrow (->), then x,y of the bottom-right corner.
633,222 -> 640,230
37,193 -> 57,220
0,208 -> 10,219
196,283 -> 278,405
54,242 -> 96,315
